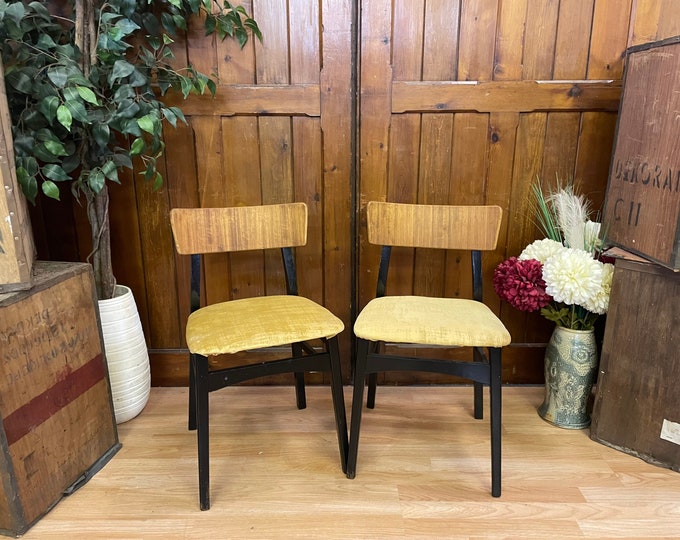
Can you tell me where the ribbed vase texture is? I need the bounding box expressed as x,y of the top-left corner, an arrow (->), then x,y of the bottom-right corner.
98,285 -> 150,424
538,325 -> 598,429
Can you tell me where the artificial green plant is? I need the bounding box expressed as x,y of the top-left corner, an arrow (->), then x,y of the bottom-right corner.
0,0 -> 260,299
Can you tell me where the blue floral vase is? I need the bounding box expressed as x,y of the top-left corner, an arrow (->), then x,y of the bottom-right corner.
538,325 -> 598,429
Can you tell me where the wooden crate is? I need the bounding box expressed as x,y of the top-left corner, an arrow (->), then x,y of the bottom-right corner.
602,36 -> 680,269
0,56 -> 35,292
0,262 -> 120,537
590,252 -> 680,471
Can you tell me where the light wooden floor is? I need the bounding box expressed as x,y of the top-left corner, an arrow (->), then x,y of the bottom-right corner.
23,386 -> 680,539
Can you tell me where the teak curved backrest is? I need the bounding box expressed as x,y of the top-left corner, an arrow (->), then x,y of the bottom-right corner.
170,203 -> 308,255
366,202 -> 503,251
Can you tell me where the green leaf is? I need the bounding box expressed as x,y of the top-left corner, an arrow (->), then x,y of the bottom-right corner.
18,171 -> 38,204
65,100 -> 89,123
39,96 -> 60,122
129,138 -> 145,155
33,143 -> 61,163
41,180 -> 60,201
47,66 -> 69,88
57,104 -> 73,131
42,164 -> 70,182
112,153 -> 133,169
114,18 -> 141,36
137,114 -> 157,134
4,2 -> 25,25
88,169 -> 106,193
161,107 -> 178,128
109,60 -> 136,83
6,70 -> 33,93
93,123 -> 110,148
152,171 -> 163,191
43,139 -> 69,157
76,86 -> 99,105
101,160 -> 119,182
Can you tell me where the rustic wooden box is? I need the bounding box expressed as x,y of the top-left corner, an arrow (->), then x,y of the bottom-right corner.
0,56 -> 35,292
602,35 -> 680,269
590,252 -> 680,471
0,262 -> 120,537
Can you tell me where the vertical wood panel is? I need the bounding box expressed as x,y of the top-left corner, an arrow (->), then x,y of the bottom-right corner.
588,0 -> 634,79
164,122 -> 200,348
423,0 -> 460,80
631,0 -> 680,45
554,0 -> 595,78
134,165 -> 179,348
458,0 -> 498,81
358,0 -> 392,306
253,0 -> 290,84
292,118 -> 324,304
495,0 -> 528,80
522,0 -> 560,79
320,0 -> 353,379
392,0 -> 424,81
108,168 -> 149,336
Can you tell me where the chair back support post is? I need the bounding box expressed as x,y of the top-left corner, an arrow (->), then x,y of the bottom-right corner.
376,245 -> 392,298
190,254 -> 201,313
471,250 -> 483,302
281,247 -> 299,296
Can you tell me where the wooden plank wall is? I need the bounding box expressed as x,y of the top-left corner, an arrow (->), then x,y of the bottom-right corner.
28,0 -> 680,386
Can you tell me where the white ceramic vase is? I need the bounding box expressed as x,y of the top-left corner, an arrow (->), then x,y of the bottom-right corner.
98,285 -> 150,424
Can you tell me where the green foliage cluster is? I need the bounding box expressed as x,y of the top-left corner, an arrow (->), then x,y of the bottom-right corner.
0,0 -> 260,203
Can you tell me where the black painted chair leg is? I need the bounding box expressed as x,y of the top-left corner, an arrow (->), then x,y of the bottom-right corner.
292,344 -> 307,410
327,337 -> 349,473
347,338 -> 370,479
188,354 -> 197,431
366,372 -> 377,409
473,347 -> 484,419
195,354 -> 211,510
489,347 -> 502,497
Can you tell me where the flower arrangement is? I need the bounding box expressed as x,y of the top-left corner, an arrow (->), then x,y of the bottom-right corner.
493,182 -> 614,331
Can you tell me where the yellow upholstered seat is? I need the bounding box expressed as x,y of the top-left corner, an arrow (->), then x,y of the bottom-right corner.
187,295 -> 344,355
347,201 -> 511,498
354,295 -> 511,348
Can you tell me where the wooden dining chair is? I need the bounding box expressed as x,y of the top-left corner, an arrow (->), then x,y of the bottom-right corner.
170,203 -> 348,510
346,201 -> 511,497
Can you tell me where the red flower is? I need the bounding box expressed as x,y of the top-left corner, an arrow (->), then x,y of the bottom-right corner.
493,257 -> 552,312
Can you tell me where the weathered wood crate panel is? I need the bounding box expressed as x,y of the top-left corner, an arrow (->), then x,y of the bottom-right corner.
0,262 -> 120,537
591,255 -> 680,471
603,36 -> 680,269
0,56 -> 35,292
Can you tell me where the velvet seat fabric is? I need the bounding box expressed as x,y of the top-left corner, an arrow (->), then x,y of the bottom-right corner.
187,295 -> 344,355
354,295 -> 511,348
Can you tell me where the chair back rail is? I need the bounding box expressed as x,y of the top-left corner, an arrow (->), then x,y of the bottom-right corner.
366,202 -> 502,251
170,203 -> 308,255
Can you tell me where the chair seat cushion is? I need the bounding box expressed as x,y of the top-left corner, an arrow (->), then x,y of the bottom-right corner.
186,295 -> 344,355
354,296 -> 511,347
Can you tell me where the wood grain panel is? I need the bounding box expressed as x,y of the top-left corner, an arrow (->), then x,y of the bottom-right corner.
458,0 -> 497,81
391,81 -> 622,113
522,0 -> 559,80
588,0 -> 634,79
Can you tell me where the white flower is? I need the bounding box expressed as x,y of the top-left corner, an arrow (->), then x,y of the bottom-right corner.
582,262 -> 614,314
519,238 -> 564,263
542,248 -> 604,307
583,220 -> 603,255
